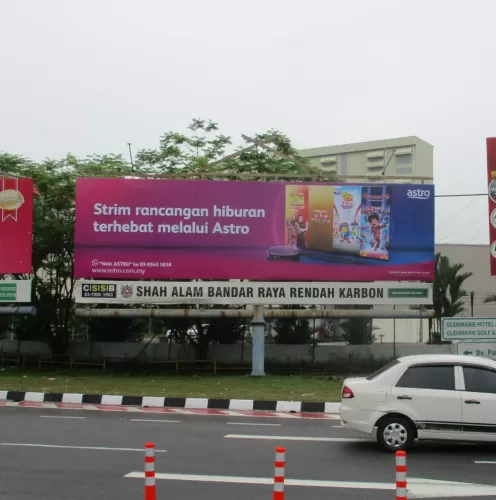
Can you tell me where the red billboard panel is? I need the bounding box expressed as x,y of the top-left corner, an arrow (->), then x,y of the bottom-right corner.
0,177 -> 33,274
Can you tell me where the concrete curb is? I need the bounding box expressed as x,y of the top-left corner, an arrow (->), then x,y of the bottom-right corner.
0,390 -> 341,413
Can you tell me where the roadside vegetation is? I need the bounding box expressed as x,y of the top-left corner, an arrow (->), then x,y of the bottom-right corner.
0,369 -> 343,402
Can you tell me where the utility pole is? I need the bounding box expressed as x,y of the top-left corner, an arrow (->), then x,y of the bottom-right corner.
127,143 -> 135,172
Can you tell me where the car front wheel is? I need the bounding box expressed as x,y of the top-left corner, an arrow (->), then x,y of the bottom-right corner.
377,416 -> 414,452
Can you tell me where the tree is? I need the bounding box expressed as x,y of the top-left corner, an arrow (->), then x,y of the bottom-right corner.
161,305 -> 247,360
135,119 -> 320,181
340,318 -> 375,345
429,252 -> 473,343
136,119 -> 232,173
482,290 -> 496,308
272,306 -> 312,345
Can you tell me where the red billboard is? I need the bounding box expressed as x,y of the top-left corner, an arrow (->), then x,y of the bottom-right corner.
0,177 -> 33,274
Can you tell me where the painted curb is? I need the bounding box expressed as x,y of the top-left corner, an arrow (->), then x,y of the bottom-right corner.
0,390 -> 340,414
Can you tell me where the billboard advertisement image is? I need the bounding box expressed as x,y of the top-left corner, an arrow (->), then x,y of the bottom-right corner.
0,177 -> 33,275
487,137 -> 496,275
74,178 -> 435,281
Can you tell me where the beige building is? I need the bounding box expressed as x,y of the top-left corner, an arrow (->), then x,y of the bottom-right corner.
435,244 -> 496,318
299,136 -> 434,184
374,244 -> 496,343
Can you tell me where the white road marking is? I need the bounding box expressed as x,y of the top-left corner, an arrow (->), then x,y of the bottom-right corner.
130,419 -> 181,423
0,443 -> 167,452
124,473 -> 496,496
475,461 -> 496,465
124,472 -> 392,489
224,434 -> 369,442
227,422 -> 281,427
39,415 -> 86,419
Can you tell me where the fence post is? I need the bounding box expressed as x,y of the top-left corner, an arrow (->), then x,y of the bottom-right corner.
395,450 -> 407,500
273,446 -> 285,500
144,442 -> 156,500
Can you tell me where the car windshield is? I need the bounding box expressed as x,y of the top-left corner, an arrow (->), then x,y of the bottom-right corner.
365,359 -> 400,380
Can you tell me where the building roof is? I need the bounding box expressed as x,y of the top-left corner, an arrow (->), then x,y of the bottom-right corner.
299,136 -> 434,158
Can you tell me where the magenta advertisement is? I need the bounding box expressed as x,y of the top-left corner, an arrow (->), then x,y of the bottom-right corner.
74,178 -> 435,281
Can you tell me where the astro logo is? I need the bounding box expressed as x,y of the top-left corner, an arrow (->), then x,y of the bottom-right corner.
341,192 -> 354,209
407,189 -> 431,200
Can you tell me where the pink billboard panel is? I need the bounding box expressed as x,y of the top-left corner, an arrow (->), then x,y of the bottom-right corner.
74,178 -> 435,281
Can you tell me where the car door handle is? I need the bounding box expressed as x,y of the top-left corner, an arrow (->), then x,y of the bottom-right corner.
397,395 -> 412,400
465,399 -> 480,404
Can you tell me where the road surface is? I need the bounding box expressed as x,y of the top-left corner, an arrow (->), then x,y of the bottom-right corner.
1,405 -> 496,499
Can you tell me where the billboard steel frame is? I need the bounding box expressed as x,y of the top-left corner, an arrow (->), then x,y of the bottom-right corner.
75,306 -> 431,377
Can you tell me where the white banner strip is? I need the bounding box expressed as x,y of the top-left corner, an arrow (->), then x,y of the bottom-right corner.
75,280 -> 432,306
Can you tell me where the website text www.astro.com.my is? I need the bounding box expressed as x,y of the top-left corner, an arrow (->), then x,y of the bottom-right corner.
91,259 -> 173,276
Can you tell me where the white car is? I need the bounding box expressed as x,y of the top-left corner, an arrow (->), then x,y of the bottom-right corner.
339,354 -> 496,452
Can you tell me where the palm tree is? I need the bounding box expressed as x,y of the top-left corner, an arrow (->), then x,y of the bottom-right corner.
483,293 -> 496,305
430,252 -> 473,342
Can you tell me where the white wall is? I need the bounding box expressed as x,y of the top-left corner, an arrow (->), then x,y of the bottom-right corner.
372,318 -> 430,343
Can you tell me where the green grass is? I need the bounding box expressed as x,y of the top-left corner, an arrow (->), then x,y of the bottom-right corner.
0,369 -> 343,402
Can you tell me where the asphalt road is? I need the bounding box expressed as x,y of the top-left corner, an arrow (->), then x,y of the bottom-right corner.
1,407 -> 496,499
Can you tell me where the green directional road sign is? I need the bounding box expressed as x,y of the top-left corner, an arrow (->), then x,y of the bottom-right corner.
456,342 -> 496,359
441,317 -> 496,341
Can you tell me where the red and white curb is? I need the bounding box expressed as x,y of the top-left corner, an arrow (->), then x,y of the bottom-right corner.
0,401 -> 340,420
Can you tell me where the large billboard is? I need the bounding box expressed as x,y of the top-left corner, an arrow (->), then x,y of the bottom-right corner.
74,178 -> 435,281
0,177 -> 33,275
487,138 -> 496,275
75,280 -> 433,306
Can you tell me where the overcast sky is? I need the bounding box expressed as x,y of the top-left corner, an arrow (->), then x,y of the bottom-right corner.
1,0 -> 493,245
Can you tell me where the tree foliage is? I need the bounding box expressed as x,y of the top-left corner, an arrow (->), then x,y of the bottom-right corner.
272,306 -> 312,345
135,119 -> 316,180
162,305 -> 248,360
340,318 -> 375,345
427,252 -> 473,343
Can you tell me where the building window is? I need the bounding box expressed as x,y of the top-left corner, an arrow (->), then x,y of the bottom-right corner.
395,155 -> 412,165
339,154 -> 347,177
396,167 -> 413,175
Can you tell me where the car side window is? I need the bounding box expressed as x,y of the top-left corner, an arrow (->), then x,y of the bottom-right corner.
463,366 -> 496,394
395,365 -> 455,391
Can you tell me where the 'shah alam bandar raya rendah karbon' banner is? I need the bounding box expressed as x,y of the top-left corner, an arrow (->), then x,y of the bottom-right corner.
0,177 -> 33,275
75,280 -> 433,306
74,178 -> 435,281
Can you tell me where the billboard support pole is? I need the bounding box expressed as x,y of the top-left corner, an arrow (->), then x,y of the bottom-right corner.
251,305 -> 266,377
